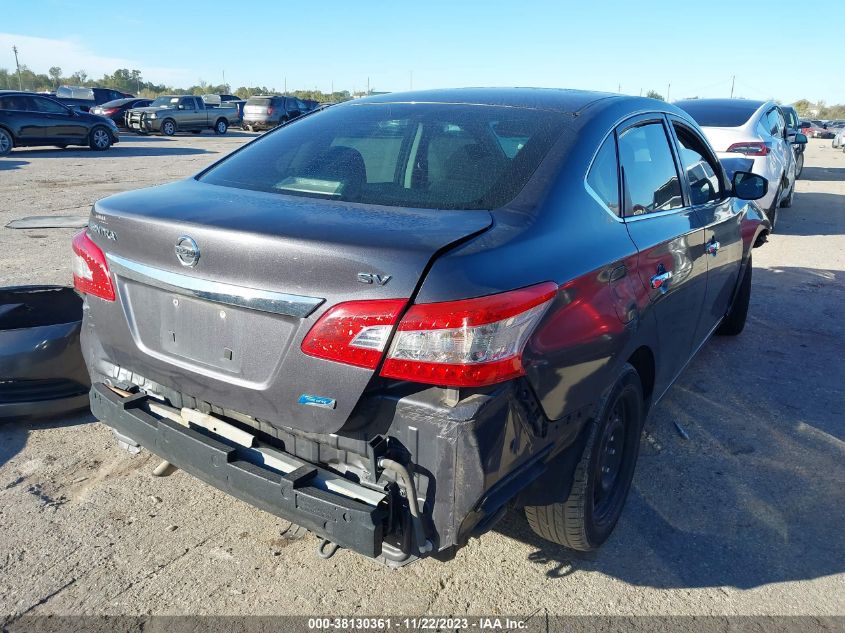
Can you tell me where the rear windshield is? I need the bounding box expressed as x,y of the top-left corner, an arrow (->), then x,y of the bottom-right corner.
675,101 -> 761,127
247,97 -> 274,106
199,103 -> 567,210
100,98 -> 133,108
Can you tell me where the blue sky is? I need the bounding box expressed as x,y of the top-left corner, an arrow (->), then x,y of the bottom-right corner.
2,0 -> 843,103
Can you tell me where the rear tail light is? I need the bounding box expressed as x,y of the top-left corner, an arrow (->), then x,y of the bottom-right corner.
382,282 -> 557,387
267,107 -> 274,115
300,283 -> 557,386
726,141 -> 769,156
301,299 -> 407,369
102,108 -> 118,115
71,230 -> 115,301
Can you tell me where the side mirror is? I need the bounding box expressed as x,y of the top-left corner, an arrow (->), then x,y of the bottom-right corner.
732,171 -> 768,201
792,133 -> 808,145
178,104 -> 185,110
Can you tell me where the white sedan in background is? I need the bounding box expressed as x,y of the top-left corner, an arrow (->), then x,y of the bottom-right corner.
675,99 -> 799,230
833,127 -> 845,150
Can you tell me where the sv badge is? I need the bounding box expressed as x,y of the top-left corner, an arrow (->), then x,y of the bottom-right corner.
357,272 -> 392,286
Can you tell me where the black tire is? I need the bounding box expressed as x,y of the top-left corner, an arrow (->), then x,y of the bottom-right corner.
795,153 -> 804,179
717,255 -> 751,336
0,127 -> 15,157
191,130 -> 202,134
780,181 -> 795,208
525,363 -> 644,551
161,119 -> 176,136
89,126 -> 112,151
766,184 -> 781,231
214,119 -> 228,135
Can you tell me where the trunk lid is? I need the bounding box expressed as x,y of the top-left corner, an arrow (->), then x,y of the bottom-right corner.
87,179 -> 492,433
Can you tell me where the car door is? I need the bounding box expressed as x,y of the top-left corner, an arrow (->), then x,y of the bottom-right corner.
772,107 -> 796,187
31,96 -> 88,143
668,116 -> 743,347
618,114 -> 709,389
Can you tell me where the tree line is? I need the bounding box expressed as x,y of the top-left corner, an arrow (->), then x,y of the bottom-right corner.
2,66 -> 843,116
0,66 -> 353,103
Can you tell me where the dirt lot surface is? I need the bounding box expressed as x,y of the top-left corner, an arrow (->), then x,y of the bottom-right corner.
0,133 -> 843,618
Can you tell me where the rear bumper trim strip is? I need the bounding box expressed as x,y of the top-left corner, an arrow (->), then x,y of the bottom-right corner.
106,253 -> 325,318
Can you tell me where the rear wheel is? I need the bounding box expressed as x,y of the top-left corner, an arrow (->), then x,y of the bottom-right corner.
0,128 -> 14,156
214,119 -> 228,135
89,126 -> 112,151
525,363 -> 644,551
161,119 -> 176,136
717,255 -> 752,336
766,184 -> 781,231
795,153 -> 804,179
780,180 -> 795,208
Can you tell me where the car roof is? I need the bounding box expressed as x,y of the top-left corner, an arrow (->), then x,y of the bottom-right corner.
355,87 -> 624,114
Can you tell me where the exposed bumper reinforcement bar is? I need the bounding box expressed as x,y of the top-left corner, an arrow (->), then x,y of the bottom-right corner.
89,383 -> 387,558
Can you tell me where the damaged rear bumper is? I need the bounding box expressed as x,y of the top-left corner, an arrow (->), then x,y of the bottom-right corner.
89,383 -> 387,558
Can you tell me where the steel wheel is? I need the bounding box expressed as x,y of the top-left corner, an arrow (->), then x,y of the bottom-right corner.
90,127 -> 111,151
0,128 -> 12,156
591,389 -> 638,527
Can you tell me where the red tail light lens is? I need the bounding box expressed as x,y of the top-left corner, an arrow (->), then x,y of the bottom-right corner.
380,282 -> 558,387
726,142 -> 769,156
301,299 -> 407,369
267,107 -> 274,115
71,230 -> 115,301
102,108 -> 118,115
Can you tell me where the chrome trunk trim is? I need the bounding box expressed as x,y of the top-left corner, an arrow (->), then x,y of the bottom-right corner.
106,253 -> 325,318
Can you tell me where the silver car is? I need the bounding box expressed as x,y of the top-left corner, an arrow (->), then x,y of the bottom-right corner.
242,95 -> 305,131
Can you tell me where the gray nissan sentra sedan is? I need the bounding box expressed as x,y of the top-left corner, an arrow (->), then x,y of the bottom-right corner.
73,88 -> 769,565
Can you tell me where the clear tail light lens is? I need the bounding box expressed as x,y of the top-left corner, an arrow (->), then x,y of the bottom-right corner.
381,282 -> 557,387
71,230 -> 115,301
726,141 -> 769,156
301,299 -> 407,369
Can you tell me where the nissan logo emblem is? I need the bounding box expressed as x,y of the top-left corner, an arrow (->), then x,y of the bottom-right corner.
175,236 -> 200,267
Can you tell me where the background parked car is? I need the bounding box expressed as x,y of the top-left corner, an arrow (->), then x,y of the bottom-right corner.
54,85 -> 133,112
781,105 -> 807,178
125,95 -> 240,135
675,98 -> 800,229
90,98 -> 153,128
0,90 -> 120,156
802,120 -> 835,138
242,95 -> 307,130
832,127 -> 845,150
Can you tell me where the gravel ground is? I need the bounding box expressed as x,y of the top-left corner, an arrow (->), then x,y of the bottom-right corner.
0,133 -> 843,618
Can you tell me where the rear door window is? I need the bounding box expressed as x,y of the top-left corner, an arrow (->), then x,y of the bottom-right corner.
32,97 -> 68,114
586,135 -> 620,215
617,121 -> 683,216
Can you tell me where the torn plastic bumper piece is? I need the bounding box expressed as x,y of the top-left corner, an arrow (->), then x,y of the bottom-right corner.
89,383 -> 388,558
0,286 -> 90,420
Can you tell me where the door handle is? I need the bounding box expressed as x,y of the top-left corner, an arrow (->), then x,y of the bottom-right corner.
650,268 -> 673,292
706,240 -> 721,256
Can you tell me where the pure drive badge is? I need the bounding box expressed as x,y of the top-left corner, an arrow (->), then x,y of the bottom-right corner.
297,394 -> 337,409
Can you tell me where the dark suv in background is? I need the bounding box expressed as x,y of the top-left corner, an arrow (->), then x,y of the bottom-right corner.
0,90 -> 120,155
781,105 -> 806,178
242,95 -> 308,131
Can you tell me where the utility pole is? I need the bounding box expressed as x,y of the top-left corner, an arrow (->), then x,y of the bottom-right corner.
284,77 -> 287,95
618,82 -> 621,93
730,75 -> 735,98
12,45 -> 22,90
367,76 -> 370,95
331,80 -> 334,95
667,82 -> 671,102
222,69 -> 225,89
410,70 -> 413,91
